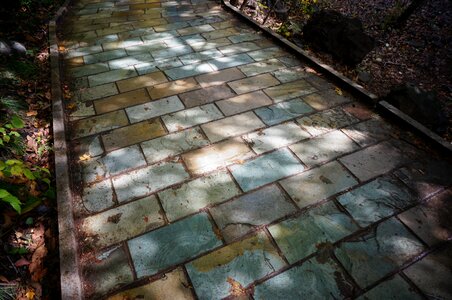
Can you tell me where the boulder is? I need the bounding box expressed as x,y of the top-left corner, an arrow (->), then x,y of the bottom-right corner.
10,41 -> 27,55
0,40 -> 11,56
383,84 -> 448,134
303,10 -> 375,66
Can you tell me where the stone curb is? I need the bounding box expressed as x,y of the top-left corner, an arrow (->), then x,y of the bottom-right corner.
221,0 -> 452,153
49,0 -> 83,299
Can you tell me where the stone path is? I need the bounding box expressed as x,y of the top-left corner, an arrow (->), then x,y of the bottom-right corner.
59,0 -> 452,298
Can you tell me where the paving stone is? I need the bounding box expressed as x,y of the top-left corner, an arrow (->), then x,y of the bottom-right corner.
88,67 -> 137,87
154,21 -> 190,32
103,145 -> 146,176
69,63 -> 110,78
125,42 -> 167,56
244,122 -> 310,154
69,102 -> 96,121
297,107 -> 359,136
117,27 -> 157,39
196,68 -> 245,88
126,95 -> 184,123
108,268 -> 194,300
107,53 -> 153,70
338,177 -> 416,227
96,23 -> 135,36
343,102 -> 375,121
305,75 -> 336,91
356,275 -> 423,300
398,189 -> 452,246
128,212 -> 222,277
254,98 -> 314,126
81,195 -> 164,248
103,37 -> 144,51
280,161 -> 358,208
253,257 -> 355,300
188,15 -> 224,27
76,83 -> 119,102
269,201 -> 358,263
141,30 -> 180,43
162,104 -> 223,132
229,32 -> 263,43
277,56 -> 303,67
83,246 -> 134,298
64,45 -> 103,59
177,24 -> 215,35
84,49 -> 128,64
82,180 -> 115,213
72,136 -> 104,159
147,77 -> 200,100
181,33 -> 206,45
165,62 -> 214,80
211,184 -> 296,242
135,57 -> 184,75
189,37 -> 232,51
227,73 -> 279,95
201,111 -> 265,143
339,141 -> 407,182
263,79 -> 317,102
102,119 -> 166,151
186,232 -> 286,300
179,84 -> 235,108
207,53 -> 254,70
289,130 -> 359,166
179,49 -> 224,65
302,90 -> 352,110
335,218 -> 424,288
201,27 -> 240,40
217,42 -> 260,56
159,170 -> 240,221
152,44 -> 193,60
272,65 -> 311,83
247,46 -> 286,61
72,110 -> 129,139
230,148 -> 304,192
210,19 -> 240,30
237,59 -> 286,77
116,71 -> 168,93
79,157 -> 107,183
403,244 -> 452,300
94,89 -> 150,114
216,91 -> 272,116
113,161 -> 189,202
342,118 -> 393,147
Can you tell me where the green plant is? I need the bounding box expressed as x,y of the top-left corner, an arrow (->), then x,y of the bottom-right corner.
0,115 -> 24,156
297,0 -> 318,15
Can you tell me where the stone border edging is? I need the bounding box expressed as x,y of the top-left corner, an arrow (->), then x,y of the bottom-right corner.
49,1 -> 83,299
221,0 -> 452,153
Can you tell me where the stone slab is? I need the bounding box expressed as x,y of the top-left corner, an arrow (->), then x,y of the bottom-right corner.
165,62 -> 214,80
102,145 -> 146,176
94,89 -> 150,114
247,47 -> 286,61
147,77 -> 200,100
117,71 -> 168,93
107,53 -> 154,70
72,110 -> 129,139
272,65 -> 311,83
88,67 -> 137,87
264,79 -> 317,102
76,83 -> 119,102
196,67 -> 245,88
227,73 -> 279,95
217,42 -> 260,56
126,95 -> 185,123
342,118 -> 393,147
216,91 -> 272,116
69,63 -> 109,78
207,53 -> 254,70
356,275 -> 423,300
179,49 -> 224,65
162,104 -> 223,132
302,90 -> 352,110
179,84 -> 235,108
297,107 -> 358,136
254,98 -> 314,126
238,58 -> 286,77
82,180 -> 115,213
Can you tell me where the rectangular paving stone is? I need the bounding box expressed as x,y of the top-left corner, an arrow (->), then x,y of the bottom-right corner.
186,232 -> 286,300
201,27 -> 240,40
179,49 -> 224,65
269,201 -> 358,263
338,177 -> 416,227
182,137 -> 255,175
227,73 -> 279,95
247,46 -> 286,61
280,161 -> 358,209
302,90 -> 352,110
254,257 -> 355,300
238,59 -> 286,77
244,122 -> 310,154
88,67 -> 137,87
217,42 -> 260,56
82,179 -> 115,213
181,33 -> 206,45
289,130 -> 359,166
125,41 -> 167,56
152,44 -> 193,60
339,141 -> 407,182
341,118 -> 393,147
117,71 -> 168,92
141,30 -> 180,43
190,37 -> 231,51
297,107 -> 358,136
264,79 -> 317,102
278,56 -> 303,67
69,63 -> 110,77
162,104 -> 223,132
154,21 -> 190,32
76,82 -> 118,102
201,111 -> 265,143
188,15 -> 224,27
113,161 -> 189,202
126,95 -> 184,123
135,57 -> 183,75
357,275 -> 423,300
81,195 -> 164,248
103,37 -> 144,51
254,98 -> 314,126
147,77 -> 200,99
103,145 -> 147,176
94,89 -> 150,114
216,91 -> 272,116
177,24 -> 215,35
230,148 -> 305,192
72,110 -> 129,139
179,84 -> 235,108
128,212 -> 222,277
107,53 -> 154,70
336,218 -> 424,288
272,65 -> 311,83
64,45 -> 103,59
164,62 -> 214,80
228,32 -> 263,43
207,53 -> 254,70
195,67 -> 245,88
141,126 -> 209,164
159,170 -> 240,221
96,23 -> 134,36
210,184 -> 296,242
102,119 -> 166,151
117,27 -> 157,40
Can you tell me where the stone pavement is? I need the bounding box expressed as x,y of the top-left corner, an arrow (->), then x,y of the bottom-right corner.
59,0 -> 452,298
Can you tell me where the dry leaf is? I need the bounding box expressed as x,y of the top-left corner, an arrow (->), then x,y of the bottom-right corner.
26,110 -> 38,117
15,258 -> 31,267
79,154 -> 91,161
335,87 -> 343,96
26,290 -> 35,300
66,103 -> 76,110
227,277 -> 247,297
30,244 -> 48,282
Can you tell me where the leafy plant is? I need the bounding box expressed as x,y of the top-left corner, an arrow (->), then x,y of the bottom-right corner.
296,0 -> 318,16
0,115 -> 24,156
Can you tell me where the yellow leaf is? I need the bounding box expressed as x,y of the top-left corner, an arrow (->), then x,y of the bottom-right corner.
79,154 -> 91,161
26,110 -> 38,117
335,87 -> 343,96
26,290 -> 35,300
66,103 -> 76,110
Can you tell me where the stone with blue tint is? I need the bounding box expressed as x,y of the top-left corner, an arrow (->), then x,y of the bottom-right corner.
102,145 -> 146,176
357,275 -> 423,300
254,98 -> 314,126
164,62 -> 214,80
208,54 -> 254,70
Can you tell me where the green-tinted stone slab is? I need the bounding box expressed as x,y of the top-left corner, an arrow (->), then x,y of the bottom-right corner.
254,98 -> 314,126
218,42 -> 260,56
403,244 -> 452,300
71,110 -> 129,139
102,145 -> 146,176
342,118 -> 393,147
68,63 -> 109,77
338,177 -> 416,227
264,79 -> 317,102
179,49 -> 224,65
112,161 -> 189,202
126,95 -> 184,123
302,90 -> 351,110
128,212 -> 222,278
162,104 -> 224,132
165,62 -> 214,80
84,49 -> 127,64
88,67 -> 137,87
107,53 -> 154,70
75,82 -> 118,102
82,180 -> 115,213
228,32 -> 263,43
238,58 -> 286,77
247,46 -> 286,61
230,148 -> 304,192
208,53 -> 254,70
289,130 -> 359,167
297,107 -> 358,136
254,257 -> 355,300
159,170 -> 241,221
280,161 -> 357,209
269,201 -> 358,263
64,45 -> 103,59
272,65 -> 311,83
186,232 -> 286,300
357,275 -> 422,300
336,218 -> 424,288
81,195 -> 165,248
210,184 -> 296,242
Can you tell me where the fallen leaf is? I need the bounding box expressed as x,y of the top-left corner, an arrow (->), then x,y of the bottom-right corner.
26,111 -> 38,117
335,87 -> 343,96
227,277 -> 247,297
66,103 -> 76,110
29,244 -> 47,282
79,154 -> 91,161
15,258 -> 31,267
26,290 -> 35,300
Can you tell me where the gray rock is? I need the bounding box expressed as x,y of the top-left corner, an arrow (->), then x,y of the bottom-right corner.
0,40 -> 11,56
358,71 -> 371,83
10,41 -> 26,55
